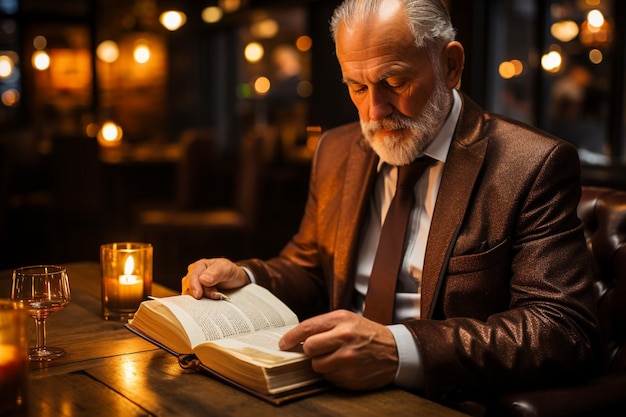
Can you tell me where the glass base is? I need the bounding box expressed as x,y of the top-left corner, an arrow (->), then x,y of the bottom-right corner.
29,346 -> 66,361
102,309 -> 136,322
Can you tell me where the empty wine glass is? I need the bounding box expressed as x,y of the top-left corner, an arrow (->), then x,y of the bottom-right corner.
11,265 -> 71,361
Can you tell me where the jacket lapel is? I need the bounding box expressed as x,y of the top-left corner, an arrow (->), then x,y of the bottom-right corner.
421,95 -> 488,319
333,137 -> 378,310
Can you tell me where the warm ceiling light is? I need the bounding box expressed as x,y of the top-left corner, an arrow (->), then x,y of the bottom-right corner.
133,40 -> 150,64
551,20 -> 579,42
244,42 -> 264,63
498,59 -> 523,80
0,55 -> 14,78
254,76 -> 271,95
296,35 -> 313,52
251,19 -> 279,39
202,7 -> 223,23
587,9 -> 605,29
498,61 -> 516,79
541,50 -> 562,73
219,0 -> 241,13
160,11 -> 187,31
32,50 -> 50,70
589,49 -> 603,64
1,88 -> 19,107
98,121 -> 123,146
581,9 -> 609,46
96,40 -> 119,63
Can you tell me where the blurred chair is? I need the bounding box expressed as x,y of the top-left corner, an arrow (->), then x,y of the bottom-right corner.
173,128 -> 219,210
0,140 -> 11,260
489,186 -> 626,417
47,134 -> 105,263
137,132 -> 264,286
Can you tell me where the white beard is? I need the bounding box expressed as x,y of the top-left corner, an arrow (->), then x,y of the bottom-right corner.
360,79 -> 452,166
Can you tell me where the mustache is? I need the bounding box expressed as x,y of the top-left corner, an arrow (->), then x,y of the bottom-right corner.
362,113 -> 417,134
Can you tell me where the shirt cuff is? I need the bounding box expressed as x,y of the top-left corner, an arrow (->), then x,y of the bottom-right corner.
240,266 -> 256,284
388,324 -> 424,390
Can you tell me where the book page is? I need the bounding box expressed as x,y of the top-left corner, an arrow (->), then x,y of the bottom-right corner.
154,284 -> 299,349
205,325 -> 306,367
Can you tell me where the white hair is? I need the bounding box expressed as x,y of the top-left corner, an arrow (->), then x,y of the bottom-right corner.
329,0 -> 457,61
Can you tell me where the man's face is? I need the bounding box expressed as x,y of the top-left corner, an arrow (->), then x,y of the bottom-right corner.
336,3 -> 452,165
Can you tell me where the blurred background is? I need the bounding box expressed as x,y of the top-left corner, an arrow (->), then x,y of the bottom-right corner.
1,0 -> 625,288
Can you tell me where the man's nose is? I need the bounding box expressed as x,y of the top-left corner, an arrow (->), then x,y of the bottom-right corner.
368,88 -> 393,121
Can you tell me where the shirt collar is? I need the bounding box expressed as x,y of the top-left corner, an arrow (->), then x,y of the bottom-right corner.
376,88 -> 461,171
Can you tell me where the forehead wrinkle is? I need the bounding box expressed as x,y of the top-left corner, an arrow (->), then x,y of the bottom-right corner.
337,31 -> 422,77
341,58 -> 414,85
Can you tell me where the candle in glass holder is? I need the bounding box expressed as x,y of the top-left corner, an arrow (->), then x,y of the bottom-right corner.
101,242 -> 152,321
115,255 -> 144,306
0,301 -> 28,417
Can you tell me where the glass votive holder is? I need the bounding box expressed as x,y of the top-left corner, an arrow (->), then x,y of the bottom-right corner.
0,300 -> 28,417
100,242 -> 152,321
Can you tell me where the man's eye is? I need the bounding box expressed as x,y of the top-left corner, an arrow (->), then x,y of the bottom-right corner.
351,85 -> 367,94
386,80 -> 405,89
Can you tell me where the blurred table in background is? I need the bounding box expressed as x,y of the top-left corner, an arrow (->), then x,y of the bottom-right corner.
98,142 -> 183,165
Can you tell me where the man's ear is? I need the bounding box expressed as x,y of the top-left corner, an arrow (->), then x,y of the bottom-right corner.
442,41 -> 465,89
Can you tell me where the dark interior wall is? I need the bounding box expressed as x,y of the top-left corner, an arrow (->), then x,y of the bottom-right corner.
307,0 -> 358,130
448,0 -> 488,107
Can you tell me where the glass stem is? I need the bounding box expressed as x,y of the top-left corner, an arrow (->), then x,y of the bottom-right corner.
34,318 -> 47,351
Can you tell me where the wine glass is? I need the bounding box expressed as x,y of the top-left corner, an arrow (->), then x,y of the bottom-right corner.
10,265 -> 71,361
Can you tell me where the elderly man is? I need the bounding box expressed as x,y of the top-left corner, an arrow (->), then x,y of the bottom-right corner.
182,0 -> 598,410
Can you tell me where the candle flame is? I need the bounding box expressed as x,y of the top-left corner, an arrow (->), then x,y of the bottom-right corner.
0,344 -> 21,367
124,256 -> 135,275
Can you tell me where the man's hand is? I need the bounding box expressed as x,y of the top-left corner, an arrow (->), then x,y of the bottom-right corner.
181,258 -> 250,299
279,310 -> 398,390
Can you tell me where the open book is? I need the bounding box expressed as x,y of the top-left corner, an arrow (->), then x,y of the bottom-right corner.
126,284 -> 327,404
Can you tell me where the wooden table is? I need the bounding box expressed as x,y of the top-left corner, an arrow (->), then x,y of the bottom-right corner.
0,262 -> 468,417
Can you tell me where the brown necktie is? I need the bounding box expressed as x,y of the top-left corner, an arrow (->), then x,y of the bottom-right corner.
363,156 -> 434,324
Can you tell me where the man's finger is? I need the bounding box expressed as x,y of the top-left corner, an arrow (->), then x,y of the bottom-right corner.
182,260 -> 212,298
279,310 -> 351,350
